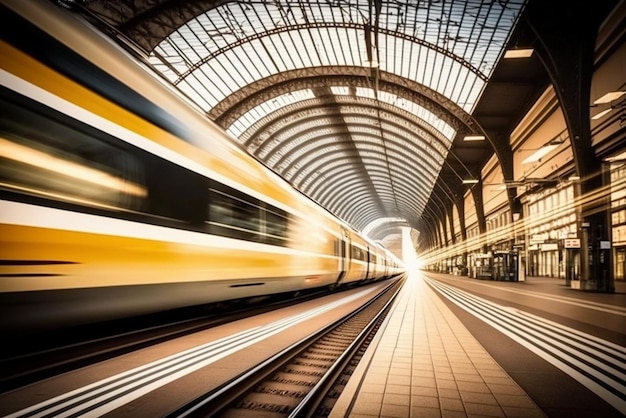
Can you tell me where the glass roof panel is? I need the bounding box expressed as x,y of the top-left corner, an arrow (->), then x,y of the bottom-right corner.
227,89 -> 315,138
147,0 -> 527,232
316,176 -> 363,202
250,111 -> 447,168
362,217 -> 408,236
340,113 -> 450,157
330,86 -> 350,95
314,165 -> 431,205
257,124 -> 338,158
150,1 -> 525,112
281,144 -> 348,173
376,92 -> 456,140
384,141 -> 440,169
255,119 -> 444,179
322,184 -> 368,208
303,176 -> 352,196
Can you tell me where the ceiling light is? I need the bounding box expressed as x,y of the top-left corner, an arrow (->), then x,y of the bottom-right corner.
463,135 -> 485,141
485,183 -> 507,190
592,108 -> 613,120
593,91 -> 625,104
462,179 -> 479,184
605,151 -> 626,162
521,144 -> 559,164
504,48 -> 533,58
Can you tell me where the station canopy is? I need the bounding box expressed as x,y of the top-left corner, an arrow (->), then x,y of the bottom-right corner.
77,0 -> 541,246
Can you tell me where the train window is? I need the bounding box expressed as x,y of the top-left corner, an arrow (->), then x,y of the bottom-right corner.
208,185 -> 289,245
263,205 -> 289,246
352,245 -> 365,261
0,91 -> 146,212
334,238 -> 341,257
208,187 -> 261,242
0,89 -> 289,239
146,161 -> 208,225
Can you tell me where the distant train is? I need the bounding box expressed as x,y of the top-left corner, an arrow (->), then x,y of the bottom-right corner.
0,0 -> 404,336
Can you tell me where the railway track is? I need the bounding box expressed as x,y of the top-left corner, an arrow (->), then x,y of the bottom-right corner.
0,288 -> 333,394
167,278 -> 404,418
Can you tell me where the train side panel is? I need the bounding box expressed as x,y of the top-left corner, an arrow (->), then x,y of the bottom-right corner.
0,0 -> 402,337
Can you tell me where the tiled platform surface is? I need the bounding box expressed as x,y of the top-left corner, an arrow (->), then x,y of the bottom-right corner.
328,273 -> 546,418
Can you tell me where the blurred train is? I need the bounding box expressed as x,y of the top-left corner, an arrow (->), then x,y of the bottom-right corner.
0,0 -> 404,336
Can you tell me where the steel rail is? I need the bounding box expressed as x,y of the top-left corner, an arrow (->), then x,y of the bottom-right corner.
168,277 -> 404,418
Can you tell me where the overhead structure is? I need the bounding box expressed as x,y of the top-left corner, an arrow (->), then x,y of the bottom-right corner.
72,0 -> 550,243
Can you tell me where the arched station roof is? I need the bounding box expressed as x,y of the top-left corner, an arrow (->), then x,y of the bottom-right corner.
72,0 -> 553,242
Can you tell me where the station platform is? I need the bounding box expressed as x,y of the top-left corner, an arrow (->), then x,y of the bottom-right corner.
329,273 -> 549,418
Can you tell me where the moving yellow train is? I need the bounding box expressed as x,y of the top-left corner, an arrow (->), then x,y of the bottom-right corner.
0,0 -> 404,336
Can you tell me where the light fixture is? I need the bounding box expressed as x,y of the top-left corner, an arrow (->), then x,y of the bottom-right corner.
484,183 -> 508,190
486,180 -> 524,189
568,175 -> 580,181
504,48 -> 533,59
592,107 -> 613,120
521,142 -> 561,164
463,135 -> 485,141
605,151 -> 626,162
593,91 -> 625,104
462,179 -> 479,184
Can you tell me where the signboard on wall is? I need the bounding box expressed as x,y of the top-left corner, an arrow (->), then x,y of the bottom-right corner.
541,243 -> 558,251
564,238 -> 581,248
530,233 -> 548,244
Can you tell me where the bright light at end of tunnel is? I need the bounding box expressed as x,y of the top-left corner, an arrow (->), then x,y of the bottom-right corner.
401,226 -> 422,271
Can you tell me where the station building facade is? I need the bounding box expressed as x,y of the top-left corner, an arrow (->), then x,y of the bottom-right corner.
424,3 -> 625,291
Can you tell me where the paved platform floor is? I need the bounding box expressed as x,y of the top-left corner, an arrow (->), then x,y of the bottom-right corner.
329,273 -> 547,418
